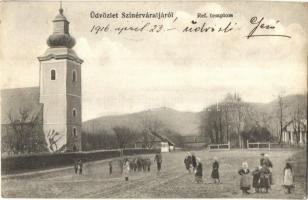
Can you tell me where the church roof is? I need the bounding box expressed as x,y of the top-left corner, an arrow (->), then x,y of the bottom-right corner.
1,87 -> 42,125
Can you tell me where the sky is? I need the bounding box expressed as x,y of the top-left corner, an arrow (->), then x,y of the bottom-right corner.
0,1 -> 307,120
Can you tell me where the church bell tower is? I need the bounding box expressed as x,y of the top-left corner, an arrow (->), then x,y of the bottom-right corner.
38,6 -> 83,152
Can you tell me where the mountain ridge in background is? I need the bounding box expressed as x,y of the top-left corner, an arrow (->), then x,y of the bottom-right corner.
82,94 -> 307,139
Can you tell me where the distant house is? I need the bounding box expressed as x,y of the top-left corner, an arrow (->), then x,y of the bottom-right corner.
282,119 -> 307,145
135,133 -> 175,153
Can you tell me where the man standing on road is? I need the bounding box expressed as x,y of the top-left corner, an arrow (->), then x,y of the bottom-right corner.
154,153 -> 162,173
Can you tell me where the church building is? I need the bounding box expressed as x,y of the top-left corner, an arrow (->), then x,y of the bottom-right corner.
1,7 -> 83,153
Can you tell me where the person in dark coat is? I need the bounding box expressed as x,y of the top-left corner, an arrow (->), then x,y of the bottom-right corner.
238,162 -> 251,195
119,159 -> 124,174
109,161 -> 113,175
264,154 -> 273,185
154,153 -> 162,173
252,166 -> 261,193
74,159 -> 78,174
211,157 -> 220,184
137,157 -> 143,172
259,163 -> 271,193
78,159 -> 83,175
184,152 -> 192,173
191,153 -> 197,172
195,157 -> 203,183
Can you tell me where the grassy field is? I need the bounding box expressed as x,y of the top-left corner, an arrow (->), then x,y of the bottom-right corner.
1,149 -> 306,198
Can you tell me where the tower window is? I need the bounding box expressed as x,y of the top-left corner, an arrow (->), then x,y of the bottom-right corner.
72,108 -> 77,118
72,70 -> 77,82
51,69 -> 56,80
73,127 -> 77,137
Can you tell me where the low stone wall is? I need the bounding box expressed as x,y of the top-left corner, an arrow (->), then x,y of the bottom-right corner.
1,148 -> 160,175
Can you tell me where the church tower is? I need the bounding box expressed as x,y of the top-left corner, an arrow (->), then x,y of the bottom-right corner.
38,6 -> 83,152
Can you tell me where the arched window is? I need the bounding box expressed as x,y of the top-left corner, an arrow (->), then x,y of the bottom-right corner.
73,127 -> 77,137
72,70 -> 77,82
51,69 -> 56,80
72,108 -> 77,118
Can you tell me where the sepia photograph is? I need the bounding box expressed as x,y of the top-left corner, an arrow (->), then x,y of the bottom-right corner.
0,1 -> 307,199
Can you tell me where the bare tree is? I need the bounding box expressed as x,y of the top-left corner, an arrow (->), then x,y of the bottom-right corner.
113,126 -> 136,149
6,107 -> 45,154
291,103 -> 305,144
277,94 -> 287,144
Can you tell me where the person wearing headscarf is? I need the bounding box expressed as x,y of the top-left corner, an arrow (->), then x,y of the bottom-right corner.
264,154 -> 273,185
195,157 -> 203,183
283,162 -> 294,194
238,162 -> 251,195
184,152 -> 192,173
211,157 -> 220,184
123,159 -> 130,181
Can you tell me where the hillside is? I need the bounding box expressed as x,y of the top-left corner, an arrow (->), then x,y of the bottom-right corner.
83,107 -> 200,136
82,94 -> 307,139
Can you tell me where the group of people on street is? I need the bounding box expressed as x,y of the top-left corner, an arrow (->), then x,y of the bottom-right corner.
73,159 -> 83,175
74,151 -> 295,195
184,152 -> 295,195
239,153 -> 274,195
118,153 -> 163,181
184,152 -> 220,184
239,153 -> 294,195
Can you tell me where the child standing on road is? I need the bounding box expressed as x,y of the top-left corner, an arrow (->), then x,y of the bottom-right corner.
211,157 -> 220,184
283,162 -> 294,194
123,160 -> 130,181
252,166 -> 261,193
238,162 -> 251,195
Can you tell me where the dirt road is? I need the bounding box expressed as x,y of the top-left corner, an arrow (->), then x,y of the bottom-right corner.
1,149 -> 306,198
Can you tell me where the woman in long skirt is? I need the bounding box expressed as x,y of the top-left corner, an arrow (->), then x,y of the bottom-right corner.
195,157 -> 203,184
259,163 -> 270,193
283,162 -> 294,194
238,162 -> 251,195
211,157 -> 220,184
123,159 -> 130,181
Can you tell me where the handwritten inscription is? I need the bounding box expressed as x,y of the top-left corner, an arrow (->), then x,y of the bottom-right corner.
183,20 -> 236,33
247,17 -> 291,39
90,15 -> 292,39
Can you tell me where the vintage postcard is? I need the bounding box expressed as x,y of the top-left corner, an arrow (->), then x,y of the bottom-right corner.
0,0 -> 307,199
